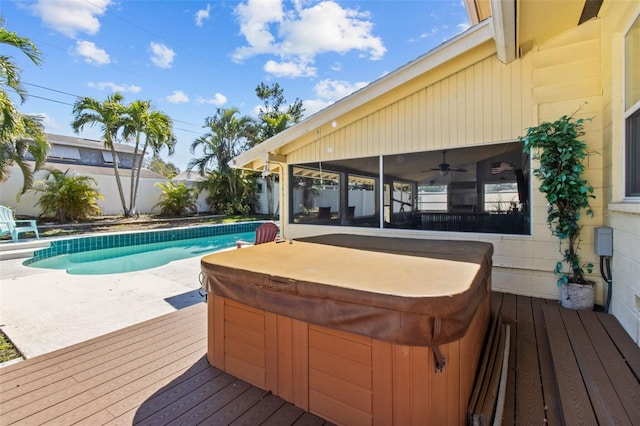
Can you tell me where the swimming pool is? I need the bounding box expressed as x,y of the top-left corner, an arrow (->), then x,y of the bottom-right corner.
23,222 -> 268,275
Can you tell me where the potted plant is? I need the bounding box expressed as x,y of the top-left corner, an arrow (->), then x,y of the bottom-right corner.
520,114 -> 596,309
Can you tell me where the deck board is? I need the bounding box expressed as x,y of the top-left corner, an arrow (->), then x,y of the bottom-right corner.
514,296 -> 545,424
497,292 -> 517,424
530,297 -> 562,426
579,311 -> 640,421
1,295 -> 639,425
542,304 -> 598,425
597,313 -> 640,379
561,308 -> 630,425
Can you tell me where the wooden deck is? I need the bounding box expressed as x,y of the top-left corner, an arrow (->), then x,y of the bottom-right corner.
494,292 -> 640,425
1,293 -> 639,425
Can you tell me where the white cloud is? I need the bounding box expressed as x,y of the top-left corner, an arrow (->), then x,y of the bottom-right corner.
264,60 -> 316,78
28,0 -> 112,38
166,91 -> 189,103
30,113 -> 61,131
416,28 -> 439,41
302,99 -> 334,117
457,22 -> 471,32
281,2 -> 385,59
234,0 -> 283,57
74,40 -> 110,65
299,79 -> 368,118
232,0 -> 385,78
87,81 -> 141,93
314,79 -> 368,100
195,4 -> 212,27
196,93 -> 227,105
150,42 -> 176,69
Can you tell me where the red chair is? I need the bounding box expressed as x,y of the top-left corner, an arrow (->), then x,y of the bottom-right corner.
236,222 -> 279,248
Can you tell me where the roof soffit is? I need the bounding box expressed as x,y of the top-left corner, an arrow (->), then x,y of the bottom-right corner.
465,0 -> 493,24
517,0 -> 592,55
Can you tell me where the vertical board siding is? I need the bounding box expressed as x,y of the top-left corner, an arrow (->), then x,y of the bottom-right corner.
276,316 -> 294,402
308,326 -> 372,425
287,54 -> 527,164
291,319 -> 309,410
224,300 -> 267,388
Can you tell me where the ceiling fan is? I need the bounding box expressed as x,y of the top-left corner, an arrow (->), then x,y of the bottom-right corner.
422,150 -> 468,176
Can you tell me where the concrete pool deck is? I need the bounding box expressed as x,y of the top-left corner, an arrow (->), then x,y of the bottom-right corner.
0,241 -> 207,359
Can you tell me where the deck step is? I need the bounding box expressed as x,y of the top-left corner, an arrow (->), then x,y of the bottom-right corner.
542,304 -> 640,425
0,240 -> 50,260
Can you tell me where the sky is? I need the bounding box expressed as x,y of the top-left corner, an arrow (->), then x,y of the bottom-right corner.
2,0 -> 471,171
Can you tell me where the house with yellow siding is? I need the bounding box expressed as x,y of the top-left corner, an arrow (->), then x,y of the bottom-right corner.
234,0 -> 640,345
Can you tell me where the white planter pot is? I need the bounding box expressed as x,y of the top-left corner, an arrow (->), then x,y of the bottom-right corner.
560,281 -> 595,310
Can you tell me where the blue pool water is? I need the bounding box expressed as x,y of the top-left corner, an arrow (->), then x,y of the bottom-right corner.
23,222 -> 266,275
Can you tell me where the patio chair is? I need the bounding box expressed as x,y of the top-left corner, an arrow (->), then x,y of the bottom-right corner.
236,222 -> 279,248
317,206 -> 331,220
0,205 -> 40,242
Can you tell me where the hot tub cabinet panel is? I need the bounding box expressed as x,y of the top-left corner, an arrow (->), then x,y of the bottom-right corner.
207,294 -> 490,425
202,234 -> 493,425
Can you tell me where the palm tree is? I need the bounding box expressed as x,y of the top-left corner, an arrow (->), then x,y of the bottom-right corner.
197,169 -> 255,215
0,23 -> 49,195
255,82 -> 304,141
122,100 -> 176,215
189,108 -> 256,214
254,82 -> 304,214
189,107 -> 255,174
71,93 -> 130,215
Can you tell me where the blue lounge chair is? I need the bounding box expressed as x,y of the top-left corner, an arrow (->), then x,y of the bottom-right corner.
0,206 -> 40,242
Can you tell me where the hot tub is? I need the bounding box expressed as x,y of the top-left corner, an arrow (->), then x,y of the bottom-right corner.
201,234 -> 492,425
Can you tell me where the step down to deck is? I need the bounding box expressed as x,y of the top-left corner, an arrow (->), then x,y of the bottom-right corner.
542,304 -> 640,425
0,240 -> 50,260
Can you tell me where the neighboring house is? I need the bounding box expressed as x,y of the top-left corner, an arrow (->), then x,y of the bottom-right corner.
234,1 -> 640,344
1,133 -> 167,216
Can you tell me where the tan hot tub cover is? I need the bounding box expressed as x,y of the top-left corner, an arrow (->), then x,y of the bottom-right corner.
201,234 -> 492,348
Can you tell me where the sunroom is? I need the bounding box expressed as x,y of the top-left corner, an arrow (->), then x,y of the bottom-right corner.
289,142 -> 528,235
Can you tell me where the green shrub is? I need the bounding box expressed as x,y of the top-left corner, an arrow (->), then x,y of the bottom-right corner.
154,182 -> 198,216
33,169 -> 104,222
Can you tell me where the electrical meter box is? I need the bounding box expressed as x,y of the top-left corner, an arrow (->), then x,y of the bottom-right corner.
594,227 -> 613,257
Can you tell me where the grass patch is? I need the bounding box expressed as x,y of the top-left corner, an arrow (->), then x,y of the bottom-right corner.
1,330 -> 22,363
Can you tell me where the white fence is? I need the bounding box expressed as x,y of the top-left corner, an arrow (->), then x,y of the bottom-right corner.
1,166 -> 278,218
2,165 -> 168,217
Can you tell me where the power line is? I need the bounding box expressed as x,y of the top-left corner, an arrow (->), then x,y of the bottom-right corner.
27,94 -> 74,106
173,118 -> 202,128
175,127 -> 200,135
23,81 -> 204,129
24,82 -> 80,98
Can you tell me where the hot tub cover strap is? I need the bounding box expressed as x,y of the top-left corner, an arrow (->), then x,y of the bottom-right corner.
433,317 -> 446,371
433,346 -> 446,372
